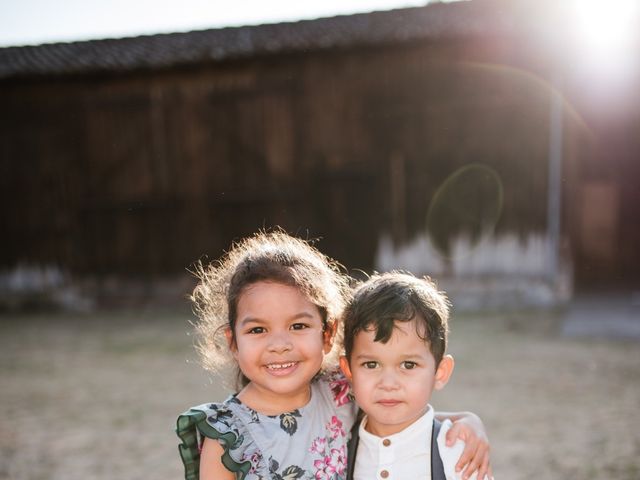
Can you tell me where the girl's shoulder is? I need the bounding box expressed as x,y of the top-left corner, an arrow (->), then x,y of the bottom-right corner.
176,397 -> 256,480
182,396 -> 249,438
313,368 -> 356,415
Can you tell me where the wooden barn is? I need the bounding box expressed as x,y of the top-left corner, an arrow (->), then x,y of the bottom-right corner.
1,0 -> 638,308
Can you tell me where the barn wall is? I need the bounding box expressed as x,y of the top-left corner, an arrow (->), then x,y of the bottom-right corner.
2,31 -> 635,298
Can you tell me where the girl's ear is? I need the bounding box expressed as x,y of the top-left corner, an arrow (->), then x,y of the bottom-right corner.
224,327 -> 237,354
322,321 -> 337,354
339,356 -> 353,381
434,354 -> 454,391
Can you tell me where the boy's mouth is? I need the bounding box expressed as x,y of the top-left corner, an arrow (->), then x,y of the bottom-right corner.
377,399 -> 401,407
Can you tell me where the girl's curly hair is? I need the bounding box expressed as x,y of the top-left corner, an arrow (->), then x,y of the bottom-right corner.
191,230 -> 351,391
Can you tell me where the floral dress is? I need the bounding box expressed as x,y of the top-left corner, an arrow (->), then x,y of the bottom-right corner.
177,369 -> 357,480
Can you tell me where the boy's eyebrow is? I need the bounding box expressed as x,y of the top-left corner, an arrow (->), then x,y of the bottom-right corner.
399,352 -> 427,358
352,353 -> 378,361
238,311 -> 315,327
352,352 -> 428,361
400,354 -> 428,361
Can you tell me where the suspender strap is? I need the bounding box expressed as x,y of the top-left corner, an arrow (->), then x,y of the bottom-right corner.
346,418 -> 361,480
431,419 -> 446,480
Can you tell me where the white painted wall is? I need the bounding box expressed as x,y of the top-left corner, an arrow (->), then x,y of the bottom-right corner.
375,232 -> 573,309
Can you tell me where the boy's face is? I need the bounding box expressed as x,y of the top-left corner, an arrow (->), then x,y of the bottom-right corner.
340,319 -> 453,437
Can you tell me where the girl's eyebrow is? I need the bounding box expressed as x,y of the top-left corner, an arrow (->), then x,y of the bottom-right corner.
238,311 -> 315,327
238,317 -> 264,327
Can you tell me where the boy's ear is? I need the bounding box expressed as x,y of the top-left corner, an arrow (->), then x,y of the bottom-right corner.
339,356 -> 353,381
224,327 -> 237,355
323,321 -> 337,354
434,354 -> 454,391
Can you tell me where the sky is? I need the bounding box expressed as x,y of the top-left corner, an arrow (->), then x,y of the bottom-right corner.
0,0 -> 441,48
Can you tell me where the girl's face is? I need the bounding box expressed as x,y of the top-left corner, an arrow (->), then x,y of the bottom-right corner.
229,281 -> 333,414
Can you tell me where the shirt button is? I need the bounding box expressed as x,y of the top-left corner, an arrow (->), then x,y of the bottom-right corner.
380,470 -> 389,478
382,438 -> 391,447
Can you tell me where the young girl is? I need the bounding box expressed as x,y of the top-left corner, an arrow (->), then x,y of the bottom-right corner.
177,231 -> 490,480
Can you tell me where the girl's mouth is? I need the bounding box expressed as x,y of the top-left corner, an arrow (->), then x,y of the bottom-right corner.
377,399 -> 401,407
265,362 -> 298,375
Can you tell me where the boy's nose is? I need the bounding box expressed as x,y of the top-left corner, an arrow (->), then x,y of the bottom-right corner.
378,370 -> 400,390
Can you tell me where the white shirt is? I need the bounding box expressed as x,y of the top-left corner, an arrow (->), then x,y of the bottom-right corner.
353,406 -> 480,480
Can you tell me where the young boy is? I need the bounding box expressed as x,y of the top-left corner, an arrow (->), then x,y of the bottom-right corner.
340,272 -> 489,480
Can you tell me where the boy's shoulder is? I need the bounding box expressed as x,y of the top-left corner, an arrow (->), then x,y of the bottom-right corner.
436,420 -> 483,480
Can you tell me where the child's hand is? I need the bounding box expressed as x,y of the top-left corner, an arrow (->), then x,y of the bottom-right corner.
446,413 -> 492,480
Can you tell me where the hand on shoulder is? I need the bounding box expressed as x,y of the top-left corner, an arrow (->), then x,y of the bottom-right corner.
437,419 -> 494,480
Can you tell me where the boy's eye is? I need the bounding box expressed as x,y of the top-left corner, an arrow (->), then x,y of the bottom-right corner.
362,361 -> 378,369
401,361 -> 417,369
247,326 -> 266,334
290,323 -> 309,331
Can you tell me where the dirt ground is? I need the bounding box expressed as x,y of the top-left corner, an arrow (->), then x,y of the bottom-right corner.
1,307 -> 639,480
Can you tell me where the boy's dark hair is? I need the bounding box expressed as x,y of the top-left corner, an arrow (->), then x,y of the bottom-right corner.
342,271 -> 450,366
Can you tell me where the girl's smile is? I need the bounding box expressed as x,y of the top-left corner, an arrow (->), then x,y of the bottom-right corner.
230,281 -> 333,414
264,361 -> 299,376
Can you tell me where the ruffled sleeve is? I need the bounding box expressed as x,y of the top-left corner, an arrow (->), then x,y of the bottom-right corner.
176,402 -> 252,480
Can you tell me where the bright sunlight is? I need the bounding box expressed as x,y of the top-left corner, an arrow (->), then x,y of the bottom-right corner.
570,0 -> 640,64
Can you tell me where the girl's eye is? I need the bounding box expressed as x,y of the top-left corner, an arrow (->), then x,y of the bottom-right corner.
362,361 -> 378,369
247,327 -> 265,334
290,323 -> 309,330
402,361 -> 417,370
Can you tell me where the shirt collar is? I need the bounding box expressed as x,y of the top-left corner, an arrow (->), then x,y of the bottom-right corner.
359,404 -> 434,453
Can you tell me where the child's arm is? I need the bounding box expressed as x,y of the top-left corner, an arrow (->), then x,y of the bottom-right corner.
434,411 -> 492,480
200,437 -> 235,480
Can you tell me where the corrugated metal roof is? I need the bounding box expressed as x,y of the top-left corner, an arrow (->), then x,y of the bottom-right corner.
0,1 -> 514,79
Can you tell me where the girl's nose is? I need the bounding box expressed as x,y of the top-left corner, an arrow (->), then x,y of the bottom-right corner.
267,332 -> 293,353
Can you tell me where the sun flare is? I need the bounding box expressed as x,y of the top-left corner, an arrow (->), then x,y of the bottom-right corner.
571,0 -> 640,57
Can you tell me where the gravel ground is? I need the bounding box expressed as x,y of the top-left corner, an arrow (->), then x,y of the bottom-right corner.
1,308 -> 639,479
